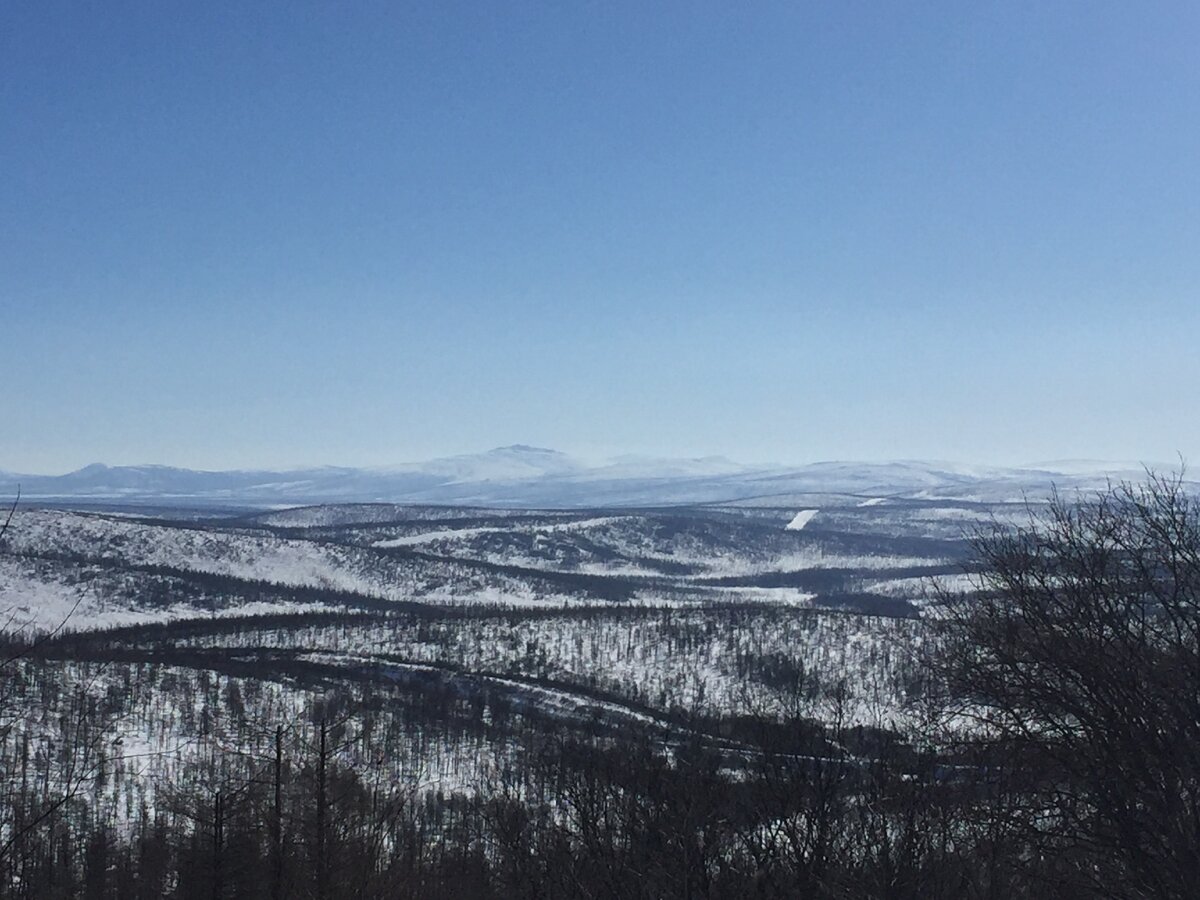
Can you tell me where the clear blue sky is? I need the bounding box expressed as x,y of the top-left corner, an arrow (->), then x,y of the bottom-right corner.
3,1 -> 1198,472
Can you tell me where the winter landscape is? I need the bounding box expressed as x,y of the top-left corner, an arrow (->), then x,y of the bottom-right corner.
6,450 -> 1199,896
7,2 -> 1199,897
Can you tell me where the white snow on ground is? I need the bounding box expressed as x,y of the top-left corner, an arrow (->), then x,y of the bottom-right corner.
254,504 -> 566,528
0,502 -> 971,635
864,572 -> 978,599
857,497 -> 886,507
715,588 -> 817,607
784,509 -> 818,531
689,549 -> 940,578
374,526 -> 500,547
0,556 -> 336,632
176,611 -> 927,729
372,516 -> 632,548
305,654 -> 666,730
0,510 -> 598,618
15,658 -> 507,820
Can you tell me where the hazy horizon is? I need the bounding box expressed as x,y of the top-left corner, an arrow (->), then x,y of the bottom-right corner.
0,443 -> 1181,479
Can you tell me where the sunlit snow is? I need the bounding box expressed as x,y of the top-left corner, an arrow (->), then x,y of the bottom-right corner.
784,509 -> 818,530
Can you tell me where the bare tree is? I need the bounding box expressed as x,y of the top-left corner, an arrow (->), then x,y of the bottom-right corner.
0,488 -> 15,545
937,471 -> 1200,899
0,488 -> 110,888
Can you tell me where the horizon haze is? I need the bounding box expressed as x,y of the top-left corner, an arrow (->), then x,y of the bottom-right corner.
0,444 -> 1183,509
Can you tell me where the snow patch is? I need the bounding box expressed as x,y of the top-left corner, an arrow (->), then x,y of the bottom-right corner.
784,509 -> 818,531
372,516 -> 631,548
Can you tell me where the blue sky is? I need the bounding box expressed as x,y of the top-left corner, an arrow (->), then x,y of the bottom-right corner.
3,1 -> 1198,472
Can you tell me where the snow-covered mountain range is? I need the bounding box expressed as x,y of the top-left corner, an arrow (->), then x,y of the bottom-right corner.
0,446 -> 1176,508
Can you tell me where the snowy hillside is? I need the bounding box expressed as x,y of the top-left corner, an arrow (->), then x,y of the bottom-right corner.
0,491 -> 995,633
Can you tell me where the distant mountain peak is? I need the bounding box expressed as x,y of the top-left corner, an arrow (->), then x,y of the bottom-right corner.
487,444 -> 566,456
0,453 -> 1185,509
